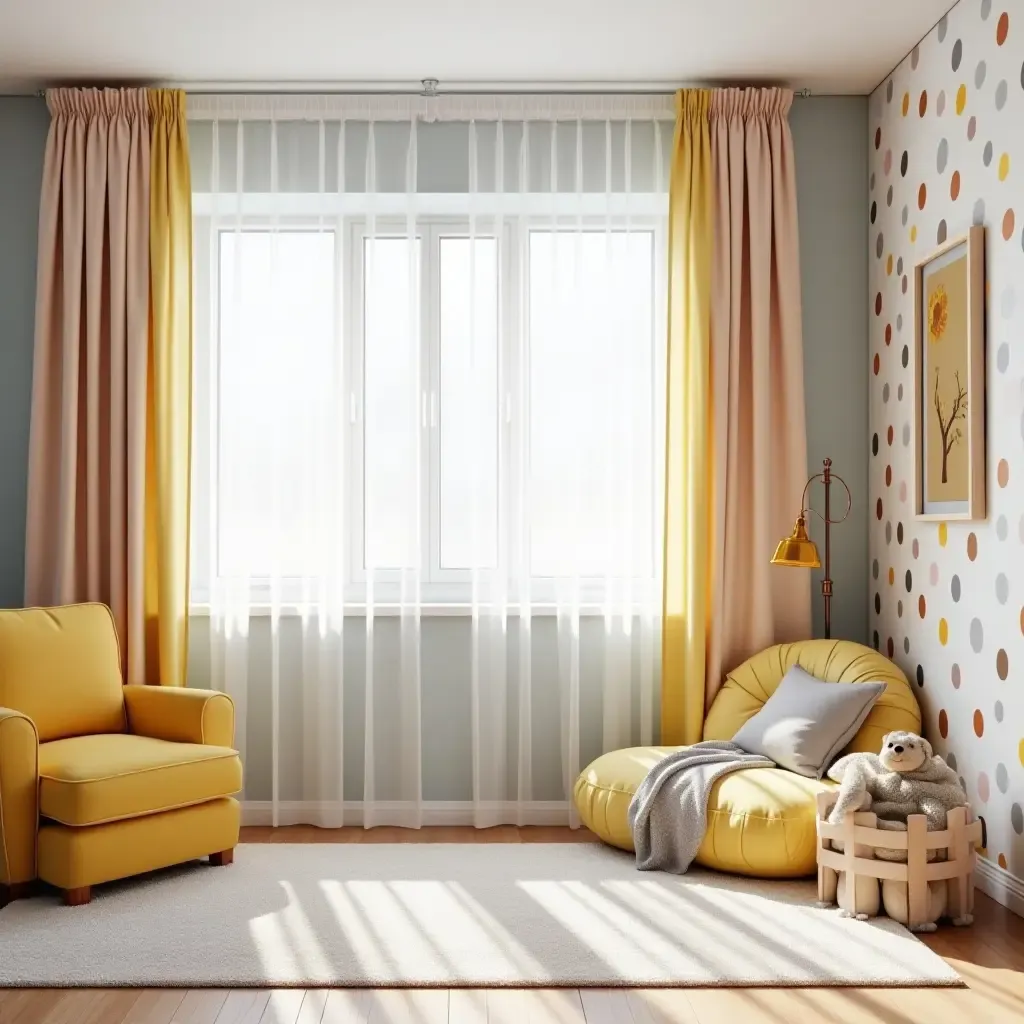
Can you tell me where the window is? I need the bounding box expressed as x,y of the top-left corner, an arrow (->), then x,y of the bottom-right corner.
438,236 -> 500,572
216,229 -> 337,580
192,215 -> 661,606
528,230 -> 655,580
361,234 -> 423,571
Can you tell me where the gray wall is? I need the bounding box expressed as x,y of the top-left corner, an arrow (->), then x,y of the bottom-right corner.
0,97 -> 47,607
790,97 -> 870,644
188,615 -> 629,804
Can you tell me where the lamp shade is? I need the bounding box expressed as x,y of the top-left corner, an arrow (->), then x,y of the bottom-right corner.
771,516 -> 821,568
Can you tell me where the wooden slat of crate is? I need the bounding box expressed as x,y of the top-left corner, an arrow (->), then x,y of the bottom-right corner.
817,848 -> 910,881
817,820 -> 910,848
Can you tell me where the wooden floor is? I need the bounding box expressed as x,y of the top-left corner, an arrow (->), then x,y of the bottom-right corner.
2,826 -> 1023,1023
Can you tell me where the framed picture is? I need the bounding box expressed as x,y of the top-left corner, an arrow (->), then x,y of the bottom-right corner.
913,225 -> 986,521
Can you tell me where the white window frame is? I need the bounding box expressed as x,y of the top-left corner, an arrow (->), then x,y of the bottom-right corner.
347,219 -> 429,593
427,220 -> 513,589
191,204 -> 665,612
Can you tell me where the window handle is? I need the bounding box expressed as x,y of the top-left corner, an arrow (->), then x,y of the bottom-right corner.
422,391 -> 428,429
430,391 -> 437,428
350,393 -> 358,424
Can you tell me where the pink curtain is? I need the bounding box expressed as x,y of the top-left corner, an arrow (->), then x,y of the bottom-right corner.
705,87 -> 812,702
24,89 -> 150,678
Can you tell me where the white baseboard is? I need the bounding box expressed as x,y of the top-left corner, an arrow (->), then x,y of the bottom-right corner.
241,800 -> 573,828
975,856 -> 1024,918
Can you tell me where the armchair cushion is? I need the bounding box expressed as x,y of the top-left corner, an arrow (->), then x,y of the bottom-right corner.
38,734 -> 241,827
0,707 -> 39,885
0,604 -> 125,742
124,685 -> 235,747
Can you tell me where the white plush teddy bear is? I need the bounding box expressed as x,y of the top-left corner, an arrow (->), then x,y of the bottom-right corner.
827,730 -> 966,831
825,730 -> 970,930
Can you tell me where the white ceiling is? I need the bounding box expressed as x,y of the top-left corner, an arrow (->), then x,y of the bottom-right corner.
0,0 -> 955,96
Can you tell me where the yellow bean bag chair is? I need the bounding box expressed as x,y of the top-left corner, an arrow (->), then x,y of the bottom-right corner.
573,640 -> 920,877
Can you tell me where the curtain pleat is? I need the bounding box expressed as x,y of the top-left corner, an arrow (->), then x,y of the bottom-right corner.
661,90 -> 713,745
661,86 -> 812,743
25,88 -> 152,679
705,87 -> 811,693
147,90 -> 193,686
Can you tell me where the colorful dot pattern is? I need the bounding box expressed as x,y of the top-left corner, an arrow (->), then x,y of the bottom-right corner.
870,0 -> 1023,877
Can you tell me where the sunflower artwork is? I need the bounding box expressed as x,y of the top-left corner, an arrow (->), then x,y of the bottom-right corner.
927,284 -> 965,485
915,227 -> 985,519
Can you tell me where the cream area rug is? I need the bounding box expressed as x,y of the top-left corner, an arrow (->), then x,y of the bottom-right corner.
0,844 -> 959,988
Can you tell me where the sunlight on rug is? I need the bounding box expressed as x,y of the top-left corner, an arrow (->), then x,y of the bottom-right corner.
0,844 -> 960,987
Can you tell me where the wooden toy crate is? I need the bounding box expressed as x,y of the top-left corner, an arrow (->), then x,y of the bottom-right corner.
815,791 -> 982,930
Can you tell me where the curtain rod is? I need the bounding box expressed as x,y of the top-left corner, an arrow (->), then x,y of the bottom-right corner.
34,82 -> 813,98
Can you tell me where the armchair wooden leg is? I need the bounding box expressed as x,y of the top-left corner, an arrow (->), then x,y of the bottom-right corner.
209,848 -> 234,866
63,886 -> 91,907
1,882 -> 33,909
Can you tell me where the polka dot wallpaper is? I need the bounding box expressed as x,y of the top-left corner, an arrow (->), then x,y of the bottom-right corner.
870,0 -> 1024,880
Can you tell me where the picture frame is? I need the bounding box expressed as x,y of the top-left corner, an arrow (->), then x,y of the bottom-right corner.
913,225 -> 986,521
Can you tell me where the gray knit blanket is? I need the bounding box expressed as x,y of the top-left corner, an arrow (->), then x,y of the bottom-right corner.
628,741 -> 775,873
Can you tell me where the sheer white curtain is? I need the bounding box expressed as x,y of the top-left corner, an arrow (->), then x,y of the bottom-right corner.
188,94 -> 670,828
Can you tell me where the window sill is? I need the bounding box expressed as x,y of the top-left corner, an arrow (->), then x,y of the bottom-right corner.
188,602 -> 652,619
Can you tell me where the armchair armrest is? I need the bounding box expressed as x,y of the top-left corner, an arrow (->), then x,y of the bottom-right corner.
123,686 -> 235,748
0,707 -> 39,888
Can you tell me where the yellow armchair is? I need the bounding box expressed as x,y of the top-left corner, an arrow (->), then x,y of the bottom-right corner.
124,684 -> 236,747
0,708 -> 38,899
0,604 -> 242,908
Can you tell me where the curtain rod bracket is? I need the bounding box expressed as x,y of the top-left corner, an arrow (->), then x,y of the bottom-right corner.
421,79 -> 440,97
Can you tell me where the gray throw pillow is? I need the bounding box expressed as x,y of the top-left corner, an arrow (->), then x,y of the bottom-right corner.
730,664 -> 886,778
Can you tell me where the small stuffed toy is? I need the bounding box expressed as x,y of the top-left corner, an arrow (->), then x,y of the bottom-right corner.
827,730 -> 967,832
824,731 -> 971,930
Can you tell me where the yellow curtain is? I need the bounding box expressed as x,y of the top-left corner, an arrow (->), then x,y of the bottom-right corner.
661,90 -> 714,744
146,90 -> 193,686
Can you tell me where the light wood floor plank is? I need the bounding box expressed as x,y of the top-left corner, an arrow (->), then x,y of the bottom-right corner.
295,989 -> 329,1024
480,989 -> 531,1024
256,989 -> 307,1024
123,989 -> 188,1024
4,989 -> 67,1024
34,990 -> 105,1024
626,990 -> 699,1024
882,986 -> 1014,1023
682,989 -> 816,1024
682,986 -> 1005,1024
82,990 -> 145,1024
578,989 -> 634,1024
214,989 -> 272,1024
175,990 -> 231,1024
529,989 -> 587,1024
446,989 -> 587,1024
939,958 -> 1024,1020
319,988 -> 372,1024
446,989 -> 488,1024
365,989 -> 448,1024
30,990 -> 138,1024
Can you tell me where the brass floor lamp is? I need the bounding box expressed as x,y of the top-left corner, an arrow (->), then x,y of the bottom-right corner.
771,458 -> 852,640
